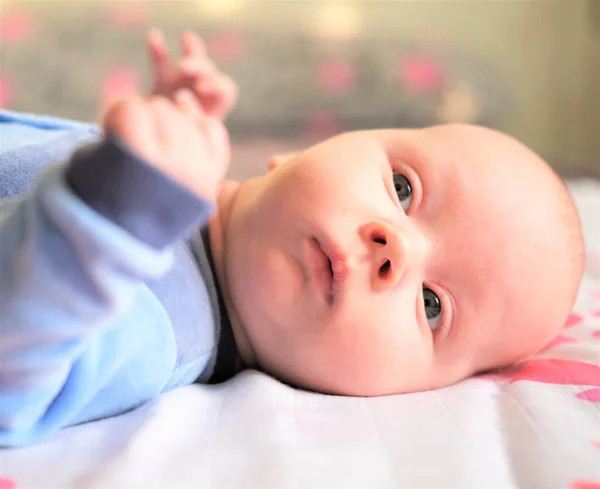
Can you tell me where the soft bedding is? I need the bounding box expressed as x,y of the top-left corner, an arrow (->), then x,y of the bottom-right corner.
0,117 -> 599,489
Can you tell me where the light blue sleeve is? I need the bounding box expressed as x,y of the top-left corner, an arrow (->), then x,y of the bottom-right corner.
0,166 -> 178,447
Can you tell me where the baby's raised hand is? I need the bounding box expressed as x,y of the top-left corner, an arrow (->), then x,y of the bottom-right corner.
103,91 -> 230,202
147,29 -> 237,120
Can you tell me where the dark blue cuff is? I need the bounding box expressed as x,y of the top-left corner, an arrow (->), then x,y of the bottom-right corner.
65,136 -> 214,249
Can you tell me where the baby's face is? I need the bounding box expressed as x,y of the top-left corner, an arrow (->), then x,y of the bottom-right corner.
220,124 -> 579,396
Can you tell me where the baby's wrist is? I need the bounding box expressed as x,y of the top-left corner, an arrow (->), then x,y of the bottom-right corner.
66,137 -> 215,249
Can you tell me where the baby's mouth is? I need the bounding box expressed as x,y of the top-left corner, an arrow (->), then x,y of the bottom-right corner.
326,256 -> 335,304
308,237 -> 349,306
308,238 -> 336,305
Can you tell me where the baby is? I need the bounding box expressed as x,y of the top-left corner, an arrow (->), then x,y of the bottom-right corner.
0,30 -> 585,446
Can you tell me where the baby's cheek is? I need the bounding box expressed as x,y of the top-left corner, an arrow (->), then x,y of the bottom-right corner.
346,311 -> 427,369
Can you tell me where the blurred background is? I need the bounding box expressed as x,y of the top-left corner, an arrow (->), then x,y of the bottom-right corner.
0,0 -> 599,180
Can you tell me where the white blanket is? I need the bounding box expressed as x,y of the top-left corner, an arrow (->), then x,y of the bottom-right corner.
2,179 -> 599,489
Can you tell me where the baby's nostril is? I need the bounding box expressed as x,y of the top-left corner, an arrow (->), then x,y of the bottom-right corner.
373,235 -> 386,245
378,260 -> 391,278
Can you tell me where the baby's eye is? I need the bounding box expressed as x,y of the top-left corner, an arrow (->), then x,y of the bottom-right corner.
423,287 -> 441,331
393,174 -> 412,211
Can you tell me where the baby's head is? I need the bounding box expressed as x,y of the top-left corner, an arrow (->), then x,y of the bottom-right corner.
211,124 -> 585,396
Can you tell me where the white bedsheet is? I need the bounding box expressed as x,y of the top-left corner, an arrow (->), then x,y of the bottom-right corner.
2,179 -> 599,489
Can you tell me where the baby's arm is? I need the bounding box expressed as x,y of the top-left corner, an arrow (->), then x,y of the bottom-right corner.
0,79 -> 231,447
0,139 -> 193,447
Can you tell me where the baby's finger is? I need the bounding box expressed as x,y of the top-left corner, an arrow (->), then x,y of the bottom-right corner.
193,75 -> 238,117
215,75 -> 238,115
147,28 -> 174,87
179,57 -> 216,78
180,31 -> 206,59
174,88 -> 205,120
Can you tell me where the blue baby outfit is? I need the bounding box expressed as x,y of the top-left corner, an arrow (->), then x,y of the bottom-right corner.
0,111 -> 236,446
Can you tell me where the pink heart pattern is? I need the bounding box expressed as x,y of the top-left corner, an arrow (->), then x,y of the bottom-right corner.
399,55 -> 445,94
207,32 -> 246,63
565,313 -> 585,328
101,67 -> 140,106
107,2 -> 149,28
571,482 -> 600,489
0,75 -> 12,108
507,358 -> 600,387
540,333 -> 578,352
0,10 -> 35,44
318,59 -> 356,94
0,477 -> 16,489
481,358 -> 600,403
576,388 -> 600,402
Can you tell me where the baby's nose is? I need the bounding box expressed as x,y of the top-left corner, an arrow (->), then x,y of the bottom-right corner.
361,221 -> 413,291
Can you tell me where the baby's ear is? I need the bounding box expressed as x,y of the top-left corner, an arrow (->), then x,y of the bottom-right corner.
267,152 -> 298,172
